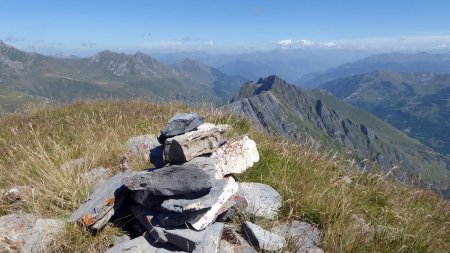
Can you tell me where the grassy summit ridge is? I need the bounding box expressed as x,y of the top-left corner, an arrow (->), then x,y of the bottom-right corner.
0,101 -> 448,252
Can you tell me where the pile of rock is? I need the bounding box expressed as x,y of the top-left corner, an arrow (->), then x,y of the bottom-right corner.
67,113 -> 323,253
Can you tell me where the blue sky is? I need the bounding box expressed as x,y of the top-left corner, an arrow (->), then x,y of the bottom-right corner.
1,0 -> 450,55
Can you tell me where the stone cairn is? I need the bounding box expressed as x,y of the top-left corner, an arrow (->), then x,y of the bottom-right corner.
66,113 -> 323,253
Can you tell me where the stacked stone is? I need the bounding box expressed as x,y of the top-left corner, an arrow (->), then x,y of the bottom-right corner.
67,113 -> 323,253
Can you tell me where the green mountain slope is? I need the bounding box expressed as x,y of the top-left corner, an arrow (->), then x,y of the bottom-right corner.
320,71 -> 450,154
0,41 -> 241,110
224,75 -> 450,195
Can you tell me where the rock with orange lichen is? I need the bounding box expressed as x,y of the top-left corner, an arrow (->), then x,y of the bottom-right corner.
69,171 -> 133,230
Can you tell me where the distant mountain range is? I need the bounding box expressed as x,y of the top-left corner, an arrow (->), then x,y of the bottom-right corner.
224,75 -> 450,196
154,48 -> 370,83
0,41 -> 242,112
319,71 -> 450,155
298,52 -> 450,88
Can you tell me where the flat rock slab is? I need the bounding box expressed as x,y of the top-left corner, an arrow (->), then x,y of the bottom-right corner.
157,209 -> 208,227
22,218 -> 65,253
164,123 -> 229,163
211,135 -> 259,178
161,180 -> 226,213
130,204 -> 220,252
106,236 -> 183,253
126,135 -> 159,160
158,113 -> 205,143
69,171 -> 132,230
123,164 -> 213,196
188,177 -> 239,231
272,220 -> 323,253
239,183 -> 282,219
242,221 -> 285,251
192,222 -> 224,253
130,190 -> 166,210
0,213 -> 36,252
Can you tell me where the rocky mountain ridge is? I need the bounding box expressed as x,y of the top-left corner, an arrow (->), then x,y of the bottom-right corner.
223,75 -> 450,195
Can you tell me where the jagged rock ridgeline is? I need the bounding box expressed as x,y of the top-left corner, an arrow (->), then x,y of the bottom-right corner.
65,112 -> 323,252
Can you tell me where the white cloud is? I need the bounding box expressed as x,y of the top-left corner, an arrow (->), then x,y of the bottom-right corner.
204,40 -> 215,46
277,39 -> 338,49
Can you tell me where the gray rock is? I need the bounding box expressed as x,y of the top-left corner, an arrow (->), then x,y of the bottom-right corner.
164,123 -> 229,163
129,190 -> 166,210
211,135 -> 259,178
112,234 -> 131,246
130,204 -> 218,252
188,177 -> 239,231
242,221 -> 285,251
122,164 -> 213,196
22,218 -> 65,253
150,145 -> 166,168
239,183 -> 282,219
192,222 -> 224,253
157,210 -> 208,227
158,113 -> 205,143
0,213 -> 36,252
106,236 -> 180,253
81,167 -> 112,189
217,194 -> 248,222
1,185 -> 32,203
219,225 -> 256,253
272,220 -> 322,253
161,180 -> 226,213
184,156 -> 219,182
126,135 -> 159,160
69,171 -> 132,230
129,204 -> 168,243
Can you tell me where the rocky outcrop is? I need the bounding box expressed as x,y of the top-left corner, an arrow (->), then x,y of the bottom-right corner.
63,113 -> 322,252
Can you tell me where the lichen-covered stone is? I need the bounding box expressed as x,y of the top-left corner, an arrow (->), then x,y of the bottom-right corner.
239,183 -> 281,219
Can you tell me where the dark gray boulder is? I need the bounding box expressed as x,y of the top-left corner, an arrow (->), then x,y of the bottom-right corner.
122,165 -> 213,196
158,113 -> 205,143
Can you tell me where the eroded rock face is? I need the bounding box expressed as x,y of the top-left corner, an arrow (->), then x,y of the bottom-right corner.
239,183 -> 282,219
122,165 -> 213,196
22,218 -> 65,253
0,213 -> 36,252
242,221 -> 286,251
158,113 -> 205,144
212,135 -> 259,178
272,220 -> 323,253
164,123 -> 229,163
69,171 -> 132,230
126,135 -> 159,160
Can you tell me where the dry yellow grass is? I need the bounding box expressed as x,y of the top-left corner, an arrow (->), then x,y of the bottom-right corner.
0,100 -> 448,252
